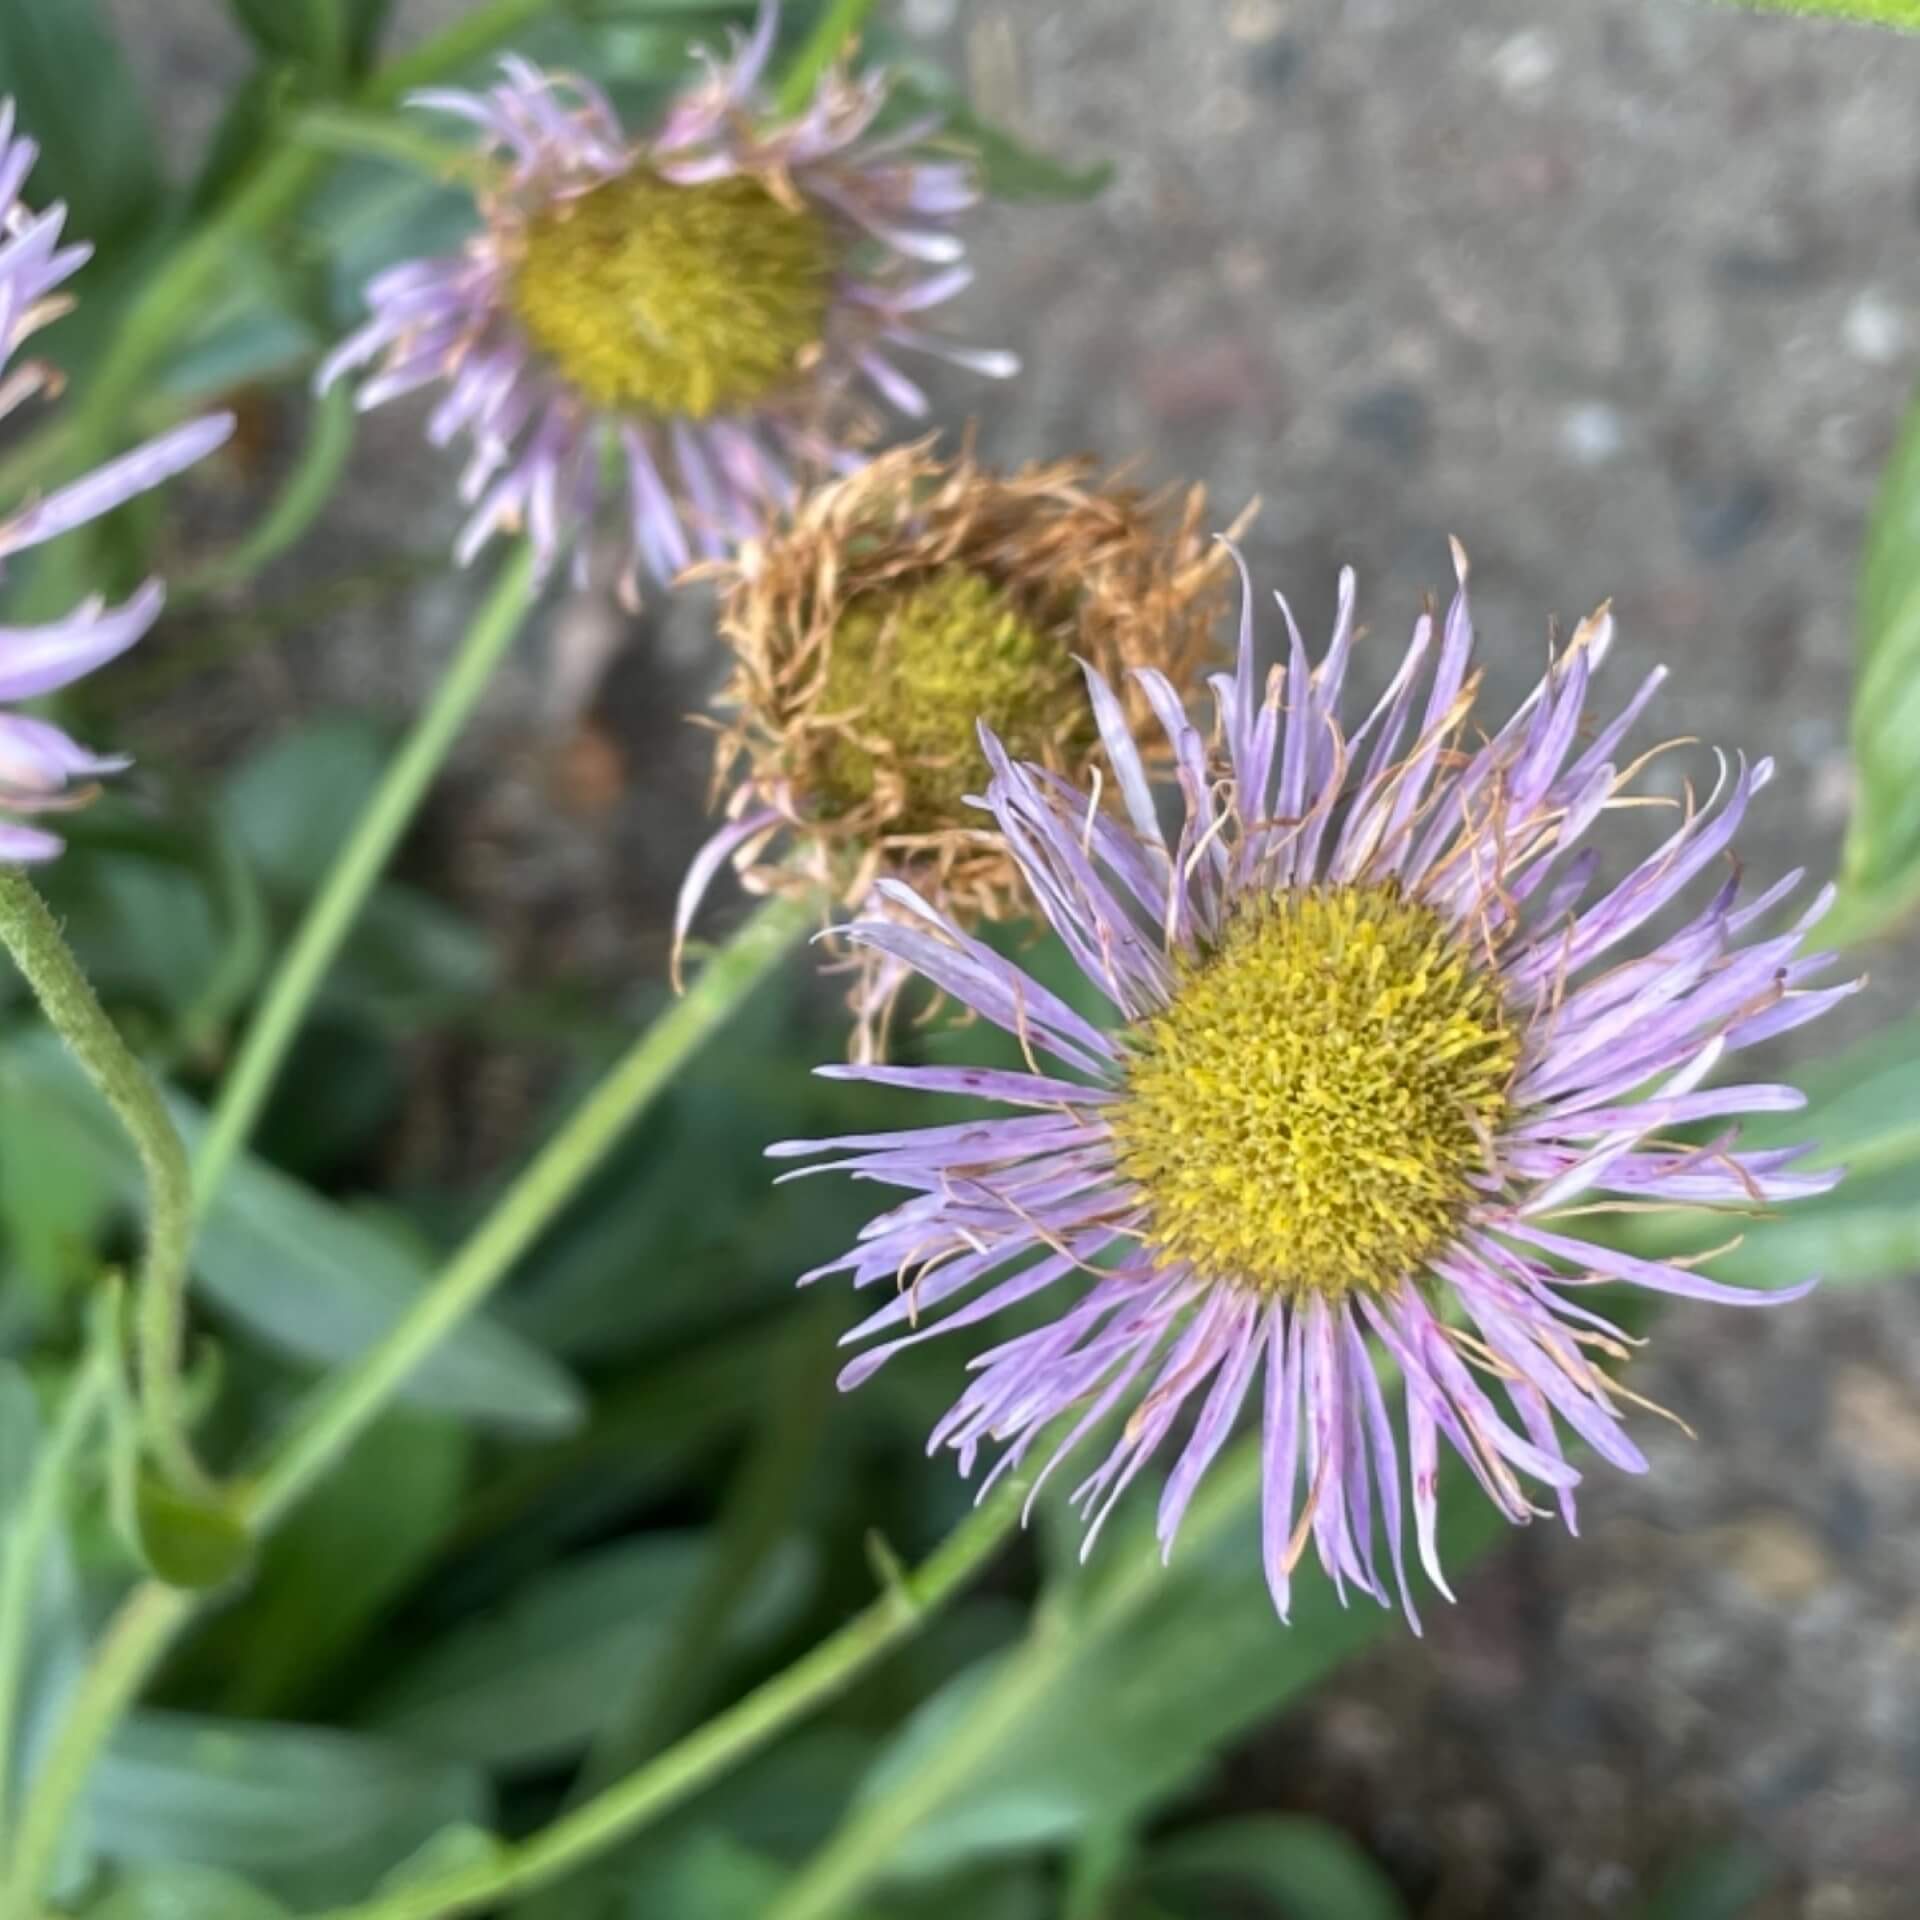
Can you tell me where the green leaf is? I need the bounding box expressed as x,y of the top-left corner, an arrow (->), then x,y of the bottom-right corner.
82,1712 -> 490,1909
887,77 -> 1111,202
202,1412 -> 468,1716
374,1825 -> 508,1894
846,1439 -> 1503,1883
1836,376 -> 1920,937
85,1864 -> 290,1920
0,1034 -> 584,1434
1146,1816 -> 1408,1920
362,1532 -> 812,1772
224,718 -> 389,895
132,1472 -> 253,1591
0,1086 -> 117,1300
224,0 -> 396,80
1641,1841 -> 1775,1920
1716,0 -> 1920,26
0,0 -> 165,244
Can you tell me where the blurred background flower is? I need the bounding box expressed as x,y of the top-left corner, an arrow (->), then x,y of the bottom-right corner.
320,8 -> 1015,598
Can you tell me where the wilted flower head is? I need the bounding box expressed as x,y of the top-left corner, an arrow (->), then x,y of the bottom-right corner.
775,546 -> 1856,1626
319,5 -> 1013,597
678,441 -> 1241,1051
1,100 -> 231,863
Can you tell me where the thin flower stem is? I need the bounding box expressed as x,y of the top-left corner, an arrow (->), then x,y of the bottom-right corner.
0,874 -> 201,1492
5,894 -> 813,1906
310,1483 -> 1024,1920
774,0 -> 882,114
1,1583 -> 192,1914
243,891 -> 812,1532
193,542 -> 539,1211
0,1344 -> 113,1859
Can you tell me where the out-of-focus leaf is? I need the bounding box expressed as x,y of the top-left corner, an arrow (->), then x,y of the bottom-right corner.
888,76 -> 1111,202
1717,1 -> 1920,28
0,1086 -> 116,1300
252,1016 -> 403,1182
0,1360 -> 40,1512
1146,1816 -> 1408,1920
224,0 -> 396,80
0,0 -> 165,243
362,1532 -> 811,1771
201,1413 -> 468,1716
1641,1840 -> 1775,1920
625,1833 -> 787,1920
1834,376 -> 1920,939
0,1034 -> 585,1434
223,718 -> 387,894
81,1712 -> 490,1908
374,1825 -> 508,1894
85,1864 -> 290,1920
839,1439 -> 1502,1884
132,1472 -> 253,1591
1617,1011 -> 1920,1289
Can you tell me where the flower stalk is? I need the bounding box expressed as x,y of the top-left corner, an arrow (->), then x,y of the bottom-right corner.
0,873 -> 201,1493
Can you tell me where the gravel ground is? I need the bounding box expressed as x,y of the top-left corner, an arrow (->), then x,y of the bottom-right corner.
107,2 -> 1920,1915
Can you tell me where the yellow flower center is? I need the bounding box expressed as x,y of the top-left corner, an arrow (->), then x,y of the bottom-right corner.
1109,885 -> 1517,1300
809,563 -> 1090,834
510,169 -> 833,418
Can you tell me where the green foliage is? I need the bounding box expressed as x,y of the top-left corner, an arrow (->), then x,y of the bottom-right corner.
1716,0 -> 1920,25
1833,378 -> 1920,939
225,0 -> 396,83
0,0 -> 164,247
1145,1815 -> 1409,1920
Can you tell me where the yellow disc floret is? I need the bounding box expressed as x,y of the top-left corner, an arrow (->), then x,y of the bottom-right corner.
1110,885 -> 1518,1300
510,169 -> 833,418
808,563 -> 1090,834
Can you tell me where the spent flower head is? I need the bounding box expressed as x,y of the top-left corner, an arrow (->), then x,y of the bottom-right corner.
0,101 -> 232,863
678,440 -> 1243,1051
319,5 -> 1014,597
775,547 -> 1856,1626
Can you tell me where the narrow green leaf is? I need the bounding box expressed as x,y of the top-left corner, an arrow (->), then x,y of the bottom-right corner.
82,1712 -> 490,1909
132,1472 -> 252,1591
1837,377 -> 1920,936
0,0 -> 165,243
85,1863 -> 290,1920
1147,1815 -> 1408,1920
361,1532 -> 812,1772
1641,1840 -> 1775,1920
1716,0 -> 1920,26
0,1034 -> 585,1434
844,1438 -> 1503,1883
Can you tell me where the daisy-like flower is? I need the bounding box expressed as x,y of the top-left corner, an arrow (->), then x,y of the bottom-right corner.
774,546 -> 1856,1625
318,5 -> 1014,597
1,100 -> 232,863
678,441 -> 1242,1053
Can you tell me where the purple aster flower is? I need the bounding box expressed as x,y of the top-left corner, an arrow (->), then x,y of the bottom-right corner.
1,99 -> 232,863
774,545 -> 1857,1627
318,4 -> 1015,600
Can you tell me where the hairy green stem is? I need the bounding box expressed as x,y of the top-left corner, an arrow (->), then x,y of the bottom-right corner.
314,1484 -> 1023,1920
193,543 -> 539,1210
0,874 -> 200,1492
6,895 -> 811,1904
0,1347 -> 113,1858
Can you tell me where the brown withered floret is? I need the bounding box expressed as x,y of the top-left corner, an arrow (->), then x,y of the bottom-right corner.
679,440 -> 1250,1054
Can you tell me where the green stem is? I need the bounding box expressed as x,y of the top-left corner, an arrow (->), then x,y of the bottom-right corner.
1,1584 -> 192,1913
179,384 -> 358,602
774,0 -> 881,114
314,1484 -> 1023,1920
245,892 -> 810,1531
193,543 -> 539,1211
0,875 -> 200,1492
5,895 -> 811,1905
0,1348 -> 113,1857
